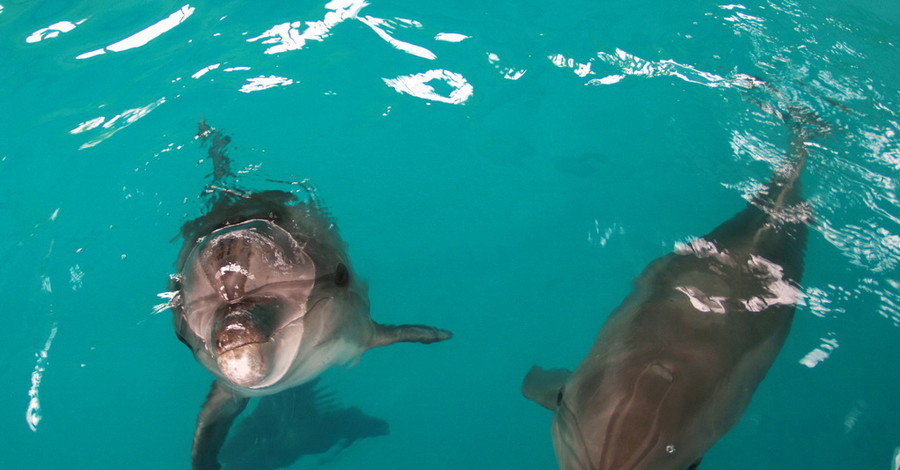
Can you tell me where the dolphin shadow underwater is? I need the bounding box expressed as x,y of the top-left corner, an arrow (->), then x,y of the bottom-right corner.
168,122 -> 452,470
218,378 -> 389,470
523,105 -> 829,470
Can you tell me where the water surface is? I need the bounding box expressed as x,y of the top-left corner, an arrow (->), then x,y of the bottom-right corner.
1,1 -> 898,468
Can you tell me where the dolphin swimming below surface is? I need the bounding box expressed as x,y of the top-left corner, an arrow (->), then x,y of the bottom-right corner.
219,378 -> 390,470
168,122 -> 452,470
523,107 -> 826,470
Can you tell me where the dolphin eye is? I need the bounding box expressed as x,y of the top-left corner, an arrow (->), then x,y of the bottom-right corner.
335,263 -> 349,287
556,387 -> 565,406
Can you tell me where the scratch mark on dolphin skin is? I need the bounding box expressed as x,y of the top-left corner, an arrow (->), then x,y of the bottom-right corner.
26,323 -> 59,431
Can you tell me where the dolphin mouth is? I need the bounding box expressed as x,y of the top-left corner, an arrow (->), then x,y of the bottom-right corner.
217,338 -> 269,355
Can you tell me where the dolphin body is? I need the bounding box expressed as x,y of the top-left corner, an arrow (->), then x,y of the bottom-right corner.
169,123 -> 452,470
523,113 -> 819,469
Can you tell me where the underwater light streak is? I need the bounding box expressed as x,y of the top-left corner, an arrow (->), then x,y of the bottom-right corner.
248,0 -> 439,61
596,49 -> 735,86
842,400 -> 866,433
728,129 -> 784,168
69,265 -> 84,290
587,220 -> 623,247
247,0 -> 367,54
239,75 -> 295,93
549,48 -> 761,90
26,20 -> 85,43
358,15 -> 436,60
818,219 -> 900,273
71,97 -> 166,149
435,32 -> 468,42
192,63 -> 221,79
383,69 -> 473,104
799,334 -> 838,368
803,286 -> 845,319
487,53 -> 527,80
26,323 -> 58,431
76,4 -> 195,59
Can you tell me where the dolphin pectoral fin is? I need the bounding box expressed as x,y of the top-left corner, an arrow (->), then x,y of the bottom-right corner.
687,457 -> 703,469
522,366 -> 572,411
192,381 -> 249,470
370,323 -> 453,348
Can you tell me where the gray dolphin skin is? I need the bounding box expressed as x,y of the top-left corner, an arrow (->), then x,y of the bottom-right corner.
522,108 -> 824,470
169,122 -> 452,470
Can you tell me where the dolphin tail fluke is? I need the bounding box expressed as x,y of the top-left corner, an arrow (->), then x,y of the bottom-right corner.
522,366 -> 572,411
370,323 -> 453,348
192,381 -> 249,470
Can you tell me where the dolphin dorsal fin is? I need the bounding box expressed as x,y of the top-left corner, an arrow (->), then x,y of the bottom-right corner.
522,366 -> 572,411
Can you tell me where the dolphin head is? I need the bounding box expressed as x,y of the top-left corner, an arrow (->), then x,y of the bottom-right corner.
176,217 -> 369,394
205,261 -> 363,391
552,361 -> 706,470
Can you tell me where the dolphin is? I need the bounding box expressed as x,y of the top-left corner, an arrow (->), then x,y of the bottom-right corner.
522,108 -> 824,470
168,122 -> 452,470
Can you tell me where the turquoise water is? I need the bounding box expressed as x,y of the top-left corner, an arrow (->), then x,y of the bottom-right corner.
1,0 -> 898,468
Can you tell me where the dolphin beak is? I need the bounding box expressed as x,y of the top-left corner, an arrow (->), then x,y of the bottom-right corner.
212,305 -> 275,387
216,343 -> 267,387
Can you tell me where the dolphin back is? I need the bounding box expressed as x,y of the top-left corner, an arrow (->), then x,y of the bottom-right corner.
520,104 -> 827,470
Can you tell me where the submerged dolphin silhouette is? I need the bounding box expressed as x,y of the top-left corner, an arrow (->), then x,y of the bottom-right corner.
219,379 -> 389,470
168,122 -> 452,470
523,109 -> 824,470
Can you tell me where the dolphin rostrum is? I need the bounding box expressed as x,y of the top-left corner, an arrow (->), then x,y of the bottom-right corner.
522,107 -> 825,470
168,122 -> 452,470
